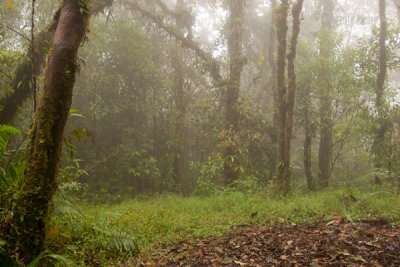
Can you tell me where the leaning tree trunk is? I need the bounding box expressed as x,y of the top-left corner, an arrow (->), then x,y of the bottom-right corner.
223,0 -> 245,184
373,0 -> 388,182
8,0 -> 90,263
0,9 -> 60,124
318,0 -> 334,188
0,0 -> 113,125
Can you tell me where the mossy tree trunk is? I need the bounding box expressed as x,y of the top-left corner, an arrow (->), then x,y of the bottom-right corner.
0,10 -> 60,124
275,0 -> 304,194
8,0 -> 91,263
0,0 -> 113,125
223,0 -> 245,185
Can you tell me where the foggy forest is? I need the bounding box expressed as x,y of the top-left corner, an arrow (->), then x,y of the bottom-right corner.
1,0 -> 400,265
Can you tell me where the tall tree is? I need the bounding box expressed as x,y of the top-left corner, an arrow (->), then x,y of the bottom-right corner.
223,0 -> 245,184
318,0 -> 335,188
267,0 -> 278,180
275,0 -> 304,193
372,0 -> 388,180
276,0 -> 290,192
7,0 -> 91,262
171,47 -> 187,191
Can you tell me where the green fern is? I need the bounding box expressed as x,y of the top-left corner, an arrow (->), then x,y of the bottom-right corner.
88,223 -> 138,256
0,125 -> 21,157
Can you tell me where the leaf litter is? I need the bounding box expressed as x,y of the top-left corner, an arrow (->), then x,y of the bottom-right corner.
134,218 -> 400,266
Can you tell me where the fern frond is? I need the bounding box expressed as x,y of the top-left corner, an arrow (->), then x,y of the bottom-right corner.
0,125 -> 21,157
90,225 -> 138,255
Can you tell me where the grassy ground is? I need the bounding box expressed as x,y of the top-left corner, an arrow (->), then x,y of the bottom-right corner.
49,185 -> 400,265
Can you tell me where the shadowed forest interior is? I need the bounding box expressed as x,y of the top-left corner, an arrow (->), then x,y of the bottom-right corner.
1,0 -> 400,266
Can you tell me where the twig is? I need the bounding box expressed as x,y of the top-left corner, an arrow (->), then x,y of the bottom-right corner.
0,22 -> 31,42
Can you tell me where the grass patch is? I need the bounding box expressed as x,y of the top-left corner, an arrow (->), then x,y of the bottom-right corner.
49,185 -> 400,265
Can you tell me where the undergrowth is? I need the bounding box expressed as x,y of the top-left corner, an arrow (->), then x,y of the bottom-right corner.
49,185 -> 400,265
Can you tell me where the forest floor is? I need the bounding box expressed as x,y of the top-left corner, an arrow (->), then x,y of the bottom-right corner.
133,218 -> 400,266
51,186 -> 400,266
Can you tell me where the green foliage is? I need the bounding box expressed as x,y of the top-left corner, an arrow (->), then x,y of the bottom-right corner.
0,125 -> 21,157
128,149 -> 160,179
50,185 -> 138,265
0,50 -> 24,100
0,125 -> 23,195
27,251 -> 77,267
229,175 -> 261,194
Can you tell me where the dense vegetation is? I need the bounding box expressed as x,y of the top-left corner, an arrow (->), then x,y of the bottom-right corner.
1,0 -> 400,265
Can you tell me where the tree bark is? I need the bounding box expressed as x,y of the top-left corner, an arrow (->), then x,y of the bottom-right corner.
8,0 -> 91,263
223,0 -> 245,184
318,0 -> 334,188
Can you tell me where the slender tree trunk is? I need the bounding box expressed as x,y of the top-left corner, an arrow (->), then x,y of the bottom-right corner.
276,0 -> 290,192
373,0 -> 388,181
8,0 -> 90,263
318,0 -> 334,188
223,0 -> 245,184
171,48 -> 186,192
284,0 -> 304,173
303,102 -> 314,190
268,0 -> 278,181
275,0 -> 304,194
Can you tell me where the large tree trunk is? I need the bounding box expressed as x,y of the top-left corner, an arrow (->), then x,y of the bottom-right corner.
318,0 -> 334,188
8,0 -> 90,263
373,0 -> 388,180
223,0 -> 245,184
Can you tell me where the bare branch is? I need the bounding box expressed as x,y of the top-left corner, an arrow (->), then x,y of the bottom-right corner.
125,1 -> 222,85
